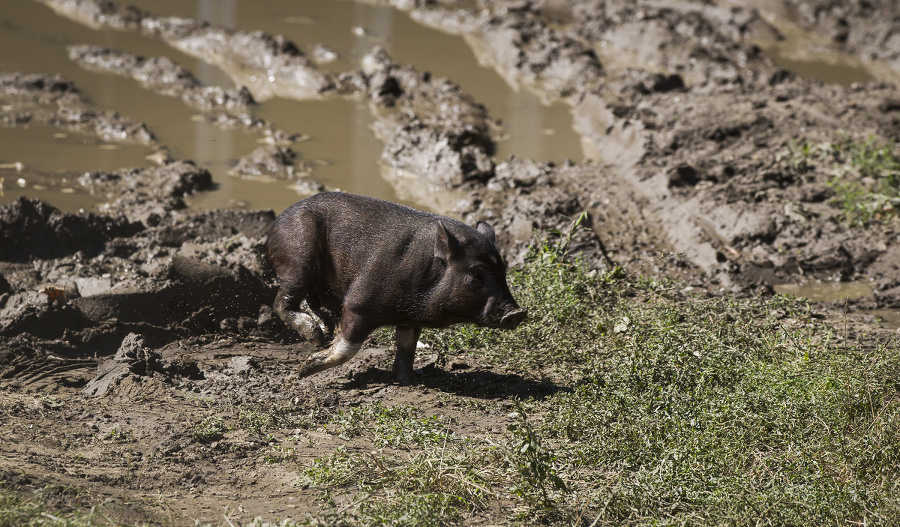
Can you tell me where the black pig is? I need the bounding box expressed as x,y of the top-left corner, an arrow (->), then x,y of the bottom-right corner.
266,192 -> 527,385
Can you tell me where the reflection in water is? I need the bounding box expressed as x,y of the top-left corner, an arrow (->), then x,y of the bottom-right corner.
195,1 -> 237,207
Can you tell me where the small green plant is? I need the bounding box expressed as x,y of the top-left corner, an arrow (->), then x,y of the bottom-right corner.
191,415 -> 228,443
262,445 -> 297,464
506,402 -> 567,510
328,403 -> 456,448
238,409 -> 277,438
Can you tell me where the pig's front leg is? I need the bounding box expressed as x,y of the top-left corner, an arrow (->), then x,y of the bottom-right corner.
296,314 -> 371,379
394,326 -> 422,386
274,289 -> 328,346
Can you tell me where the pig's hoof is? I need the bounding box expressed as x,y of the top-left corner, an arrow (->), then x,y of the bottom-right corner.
297,352 -> 331,378
292,313 -> 326,346
395,369 -> 416,386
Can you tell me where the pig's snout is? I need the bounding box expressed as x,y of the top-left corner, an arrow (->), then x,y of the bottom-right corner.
499,307 -> 527,329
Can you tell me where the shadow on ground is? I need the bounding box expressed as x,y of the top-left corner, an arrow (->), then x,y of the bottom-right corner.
343,363 -> 570,400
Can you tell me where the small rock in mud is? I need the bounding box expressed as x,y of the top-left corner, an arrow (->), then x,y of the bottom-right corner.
292,178 -> 327,196
225,356 -> 259,376
668,164 -> 700,188
312,44 -> 339,64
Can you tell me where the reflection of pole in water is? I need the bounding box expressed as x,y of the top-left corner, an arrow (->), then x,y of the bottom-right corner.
195,0 -> 237,206
354,4 -> 392,197
507,91 -> 543,163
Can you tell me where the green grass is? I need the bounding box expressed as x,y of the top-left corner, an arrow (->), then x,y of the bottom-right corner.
0,485 -> 126,527
303,404 -> 496,526
789,136 -> 900,225
301,228 -> 900,525
191,414 -> 228,443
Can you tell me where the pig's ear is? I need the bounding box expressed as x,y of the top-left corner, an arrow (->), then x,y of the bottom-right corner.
434,221 -> 459,263
476,221 -> 496,245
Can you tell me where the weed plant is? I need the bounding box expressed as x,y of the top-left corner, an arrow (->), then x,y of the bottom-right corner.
303,403 -> 495,525
789,136 -> 900,225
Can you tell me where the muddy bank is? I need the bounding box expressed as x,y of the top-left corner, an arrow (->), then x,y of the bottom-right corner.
0,195 -> 287,396
779,0 -> 900,69
68,45 -> 260,128
38,0 -> 335,100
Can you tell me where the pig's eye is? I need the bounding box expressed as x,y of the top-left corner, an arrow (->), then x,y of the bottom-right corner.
467,269 -> 485,285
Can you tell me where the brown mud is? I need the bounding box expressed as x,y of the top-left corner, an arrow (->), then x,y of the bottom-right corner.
2,0 -> 900,524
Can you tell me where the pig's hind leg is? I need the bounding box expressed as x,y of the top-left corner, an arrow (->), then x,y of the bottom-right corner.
296,311 -> 371,379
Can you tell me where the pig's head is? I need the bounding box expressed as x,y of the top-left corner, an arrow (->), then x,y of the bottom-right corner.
430,220 -> 527,330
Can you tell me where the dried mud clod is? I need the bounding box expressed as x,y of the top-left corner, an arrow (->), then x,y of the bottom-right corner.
363,47 -> 499,187
0,197 -> 142,262
0,196 -> 284,362
231,145 -> 300,180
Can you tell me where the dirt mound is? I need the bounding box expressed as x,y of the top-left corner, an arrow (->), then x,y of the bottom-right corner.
0,197 -> 142,262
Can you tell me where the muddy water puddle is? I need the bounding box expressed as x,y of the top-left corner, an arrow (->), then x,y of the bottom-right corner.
756,22 -> 885,86
0,125 -> 152,211
774,279 -> 900,330
1,0 -> 583,214
870,310 -> 900,331
774,279 -> 874,302
124,0 -> 584,164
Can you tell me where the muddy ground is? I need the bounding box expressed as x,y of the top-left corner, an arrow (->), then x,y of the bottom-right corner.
2,0 -> 900,524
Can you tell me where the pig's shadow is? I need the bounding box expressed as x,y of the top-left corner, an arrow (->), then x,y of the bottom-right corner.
343,364 -> 569,400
